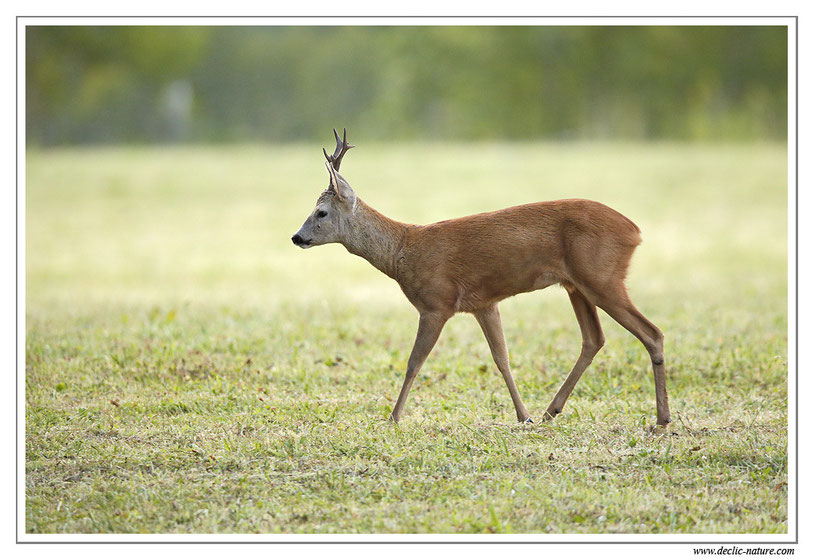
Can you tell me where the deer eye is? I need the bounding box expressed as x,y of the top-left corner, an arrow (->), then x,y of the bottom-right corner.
315,210 -> 327,219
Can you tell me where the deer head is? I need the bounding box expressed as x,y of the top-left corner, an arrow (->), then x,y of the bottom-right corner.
291,128 -> 357,248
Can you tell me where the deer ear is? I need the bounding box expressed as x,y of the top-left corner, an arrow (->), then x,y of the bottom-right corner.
334,173 -> 355,205
325,161 -> 355,204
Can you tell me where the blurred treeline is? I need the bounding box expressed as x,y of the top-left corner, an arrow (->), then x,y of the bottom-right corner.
26,25 -> 787,145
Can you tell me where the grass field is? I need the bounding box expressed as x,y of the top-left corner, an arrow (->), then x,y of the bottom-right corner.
25,142 -> 789,535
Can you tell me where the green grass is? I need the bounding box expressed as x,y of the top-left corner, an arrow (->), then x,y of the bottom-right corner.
25,142 -> 788,534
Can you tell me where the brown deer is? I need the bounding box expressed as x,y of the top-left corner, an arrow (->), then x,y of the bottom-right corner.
291,129 -> 671,427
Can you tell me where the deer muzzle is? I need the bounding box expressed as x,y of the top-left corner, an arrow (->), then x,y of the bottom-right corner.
291,233 -> 312,248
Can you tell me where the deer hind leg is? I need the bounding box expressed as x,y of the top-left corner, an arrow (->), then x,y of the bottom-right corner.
474,304 -> 532,423
586,282 -> 671,427
544,286 -> 605,421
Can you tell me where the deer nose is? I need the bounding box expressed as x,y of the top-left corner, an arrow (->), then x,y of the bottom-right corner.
291,234 -> 304,245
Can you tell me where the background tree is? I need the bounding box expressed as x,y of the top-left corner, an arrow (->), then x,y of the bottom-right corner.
26,25 -> 788,145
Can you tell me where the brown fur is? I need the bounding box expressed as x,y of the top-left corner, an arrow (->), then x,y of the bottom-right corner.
393,199 -> 641,315
293,155 -> 670,427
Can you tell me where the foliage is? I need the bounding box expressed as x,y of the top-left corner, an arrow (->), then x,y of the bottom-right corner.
25,142 -> 788,533
26,26 -> 787,144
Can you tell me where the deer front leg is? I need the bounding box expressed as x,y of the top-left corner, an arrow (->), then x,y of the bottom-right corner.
474,304 -> 532,423
544,287 -> 605,421
389,311 -> 450,422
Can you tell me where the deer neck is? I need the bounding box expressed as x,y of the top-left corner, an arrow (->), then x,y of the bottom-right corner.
340,198 -> 408,280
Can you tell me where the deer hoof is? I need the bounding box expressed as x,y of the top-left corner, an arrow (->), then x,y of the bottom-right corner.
648,423 -> 674,435
523,417 -> 534,424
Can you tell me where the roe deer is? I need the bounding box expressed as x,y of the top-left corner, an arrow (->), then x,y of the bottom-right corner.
291,129 -> 671,427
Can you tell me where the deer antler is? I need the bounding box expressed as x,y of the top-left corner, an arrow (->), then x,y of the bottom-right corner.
322,128 -> 355,171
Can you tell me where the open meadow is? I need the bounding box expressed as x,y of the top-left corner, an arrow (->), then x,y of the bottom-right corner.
25,142 -> 788,534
